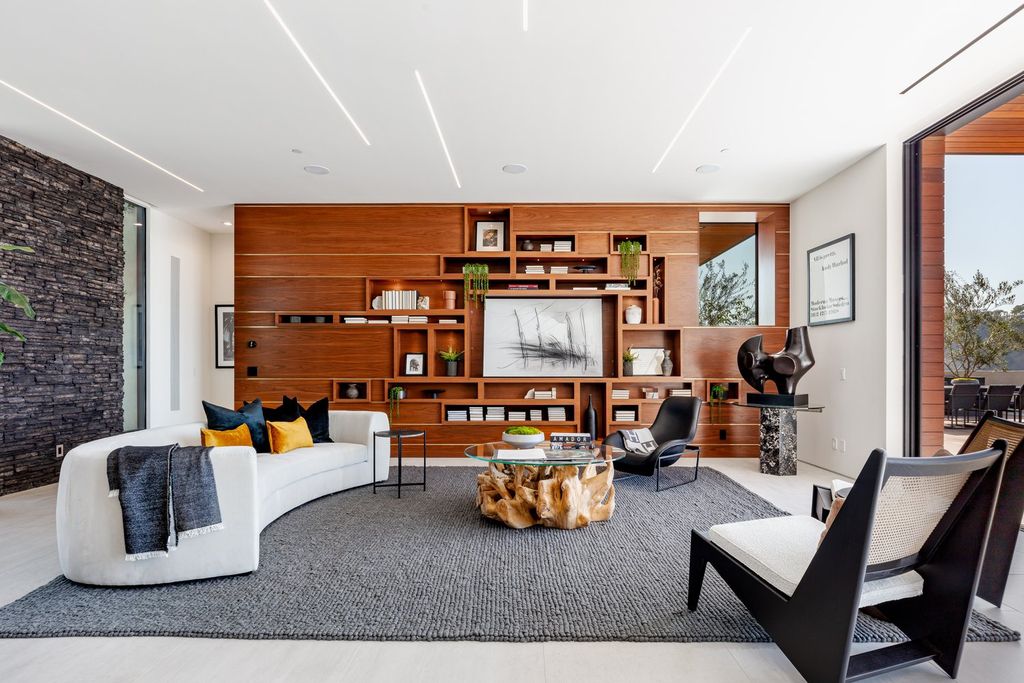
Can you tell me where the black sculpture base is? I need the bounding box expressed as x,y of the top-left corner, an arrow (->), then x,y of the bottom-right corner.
759,408 -> 798,476
746,392 -> 809,408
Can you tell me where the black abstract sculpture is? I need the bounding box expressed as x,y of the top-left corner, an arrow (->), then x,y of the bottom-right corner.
737,326 -> 815,406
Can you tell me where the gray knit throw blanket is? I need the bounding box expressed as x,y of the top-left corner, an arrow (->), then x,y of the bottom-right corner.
106,444 -> 224,561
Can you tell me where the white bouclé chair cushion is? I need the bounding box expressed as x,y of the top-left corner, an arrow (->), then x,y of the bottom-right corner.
708,516 -> 924,608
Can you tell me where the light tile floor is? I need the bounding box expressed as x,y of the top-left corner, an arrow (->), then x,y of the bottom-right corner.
0,458 -> 1021,683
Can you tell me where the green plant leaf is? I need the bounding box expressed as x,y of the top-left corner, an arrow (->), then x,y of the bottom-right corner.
0,350 -> 4,366
0,244 -> 34,253
0,322 -> 26,342
0,283 -> 36,319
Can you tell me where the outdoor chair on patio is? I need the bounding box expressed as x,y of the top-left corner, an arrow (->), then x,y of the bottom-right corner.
983,385 -> 1017,421
688,443 -> 1008,682
955,411 -> 1024,606
946,382 -> 980,428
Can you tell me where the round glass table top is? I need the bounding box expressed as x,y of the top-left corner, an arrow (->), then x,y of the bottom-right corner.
464,441 -> 626,466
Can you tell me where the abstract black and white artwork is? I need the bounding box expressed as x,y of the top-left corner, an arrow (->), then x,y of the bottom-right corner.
483,298 -> 603,377
215,304 -> 234,369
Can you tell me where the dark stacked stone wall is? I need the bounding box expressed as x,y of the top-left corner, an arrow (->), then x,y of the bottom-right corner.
0,134 -> 124,495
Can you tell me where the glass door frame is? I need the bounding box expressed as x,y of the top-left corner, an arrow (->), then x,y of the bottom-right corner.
902,70 -> 1024,455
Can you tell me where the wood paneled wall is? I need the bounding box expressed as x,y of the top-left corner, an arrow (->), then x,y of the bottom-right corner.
234,204 -> 790,456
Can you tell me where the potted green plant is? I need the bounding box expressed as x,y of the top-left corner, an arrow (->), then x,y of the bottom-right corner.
388,385 -> 405,421
709,383 -> 729,424
618,239 -> 643,286
439,346 -> 464,376
502,425 -> 544,448
463,263 -> 489,305
0,243 -> 36,367
622,348 -> 639,376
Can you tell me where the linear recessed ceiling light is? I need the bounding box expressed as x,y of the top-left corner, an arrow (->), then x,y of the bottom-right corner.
900,3 -> 1024,94
222,221 -> 233,227
414,69 -> 461,189
263,0 -> 370,145
523,0 -> 529,32
651,27 -> 752,174
0,78 -> 204,192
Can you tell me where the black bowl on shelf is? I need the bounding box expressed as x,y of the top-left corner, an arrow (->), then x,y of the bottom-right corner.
424,389 -> 446,399
573,265 -> 598,273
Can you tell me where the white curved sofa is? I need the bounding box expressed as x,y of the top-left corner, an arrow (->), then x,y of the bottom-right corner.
56,410 -> 390,586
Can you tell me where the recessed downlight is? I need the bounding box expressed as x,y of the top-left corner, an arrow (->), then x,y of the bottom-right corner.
290,148 -> 303,154
696,164 -> 721,174
502,163 -> 528,174
223,221 -> 233,227
304,164 -> 330,175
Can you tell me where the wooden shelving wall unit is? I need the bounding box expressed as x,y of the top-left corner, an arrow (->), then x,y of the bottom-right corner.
234,204 -> 790,456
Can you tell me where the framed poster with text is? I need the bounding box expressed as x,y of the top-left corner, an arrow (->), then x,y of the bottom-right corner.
807,233 -> 855,326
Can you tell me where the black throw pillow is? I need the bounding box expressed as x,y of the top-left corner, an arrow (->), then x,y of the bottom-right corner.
282,396 -> 333,443
203,399 -> 271,453
261,400 -> 300,423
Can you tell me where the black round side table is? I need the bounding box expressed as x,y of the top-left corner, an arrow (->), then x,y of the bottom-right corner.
373,429 -> 427,498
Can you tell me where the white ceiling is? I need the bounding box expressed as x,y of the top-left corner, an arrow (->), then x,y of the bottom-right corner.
2,0 -> 1024,233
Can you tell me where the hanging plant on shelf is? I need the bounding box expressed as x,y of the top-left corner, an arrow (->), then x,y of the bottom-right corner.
388,385 -> 405,421
463,263 -> 489,305
618,239 -> 642,286
0,243 -> 36,368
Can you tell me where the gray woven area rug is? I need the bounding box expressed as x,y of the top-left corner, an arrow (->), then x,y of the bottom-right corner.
0,466 -> 1018,642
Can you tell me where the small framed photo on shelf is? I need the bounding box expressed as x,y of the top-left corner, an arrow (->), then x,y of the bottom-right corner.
475,221 -> 505,252
404,353 -> 426,376
630,347 -> 665,376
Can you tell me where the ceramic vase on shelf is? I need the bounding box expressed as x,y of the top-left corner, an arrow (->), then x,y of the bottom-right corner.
583,394 -> 598,443
446,360 -> 459,377
661,350 -> 673,376
443,290 -> 457,310
623,360 -> 634,377
521,239 -> 535,251
624,304 -> 642,325
345,383 -> 359,399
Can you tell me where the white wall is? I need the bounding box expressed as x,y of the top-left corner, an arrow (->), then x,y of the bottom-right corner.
208,233 -> 235,407
790,147 -> 888,478
146,210 -> 235,426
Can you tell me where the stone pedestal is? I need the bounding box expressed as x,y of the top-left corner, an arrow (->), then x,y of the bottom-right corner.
759,408 -> 798,476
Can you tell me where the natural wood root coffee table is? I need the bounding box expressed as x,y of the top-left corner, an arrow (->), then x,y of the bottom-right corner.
464,442 -> 625,529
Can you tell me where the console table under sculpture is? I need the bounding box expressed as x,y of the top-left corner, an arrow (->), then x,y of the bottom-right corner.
737,327 -> 821,476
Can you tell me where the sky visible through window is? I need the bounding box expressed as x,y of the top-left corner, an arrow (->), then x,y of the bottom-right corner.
945,154 -> 1024,307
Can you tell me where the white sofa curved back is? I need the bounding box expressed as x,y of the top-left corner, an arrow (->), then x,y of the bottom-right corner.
57,410 -> 389,586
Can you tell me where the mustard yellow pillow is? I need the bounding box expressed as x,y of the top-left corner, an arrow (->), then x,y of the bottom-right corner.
201,423 -> 253,448
267,416 -> 314,454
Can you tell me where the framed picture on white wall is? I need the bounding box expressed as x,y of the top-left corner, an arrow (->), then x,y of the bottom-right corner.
215,304 -> 235,368
807,233 -> 855,326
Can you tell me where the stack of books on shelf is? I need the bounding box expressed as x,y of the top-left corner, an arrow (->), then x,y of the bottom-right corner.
368,319 -> 389,325
539,244 -> 553,252
604,283 -> 630,291
614,409 -> 638,422
669,388 -> 693,397
382,289 -> 418,310
523,265 -> 546,275
447,409 -> 468,422
469,406 -> 485,422
526,387 -> 557,399
408,315 -> 428,324
343,316 -> 368,324
548,266 -> 569,275
390,315 -> 410,324
611,389 -> 630,400
438,318 -> 459,324
547,407 -> 567,421
572,286 -> 598,290
507,410 -> 527,421
529,409 -> 544,421
508,283 -> 539,290
486,407 -> 505,422
553,240 -> 573,252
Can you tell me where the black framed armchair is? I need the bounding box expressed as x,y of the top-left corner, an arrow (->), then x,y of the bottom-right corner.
605,397 -> 702,491
688,443 -> 1008,682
